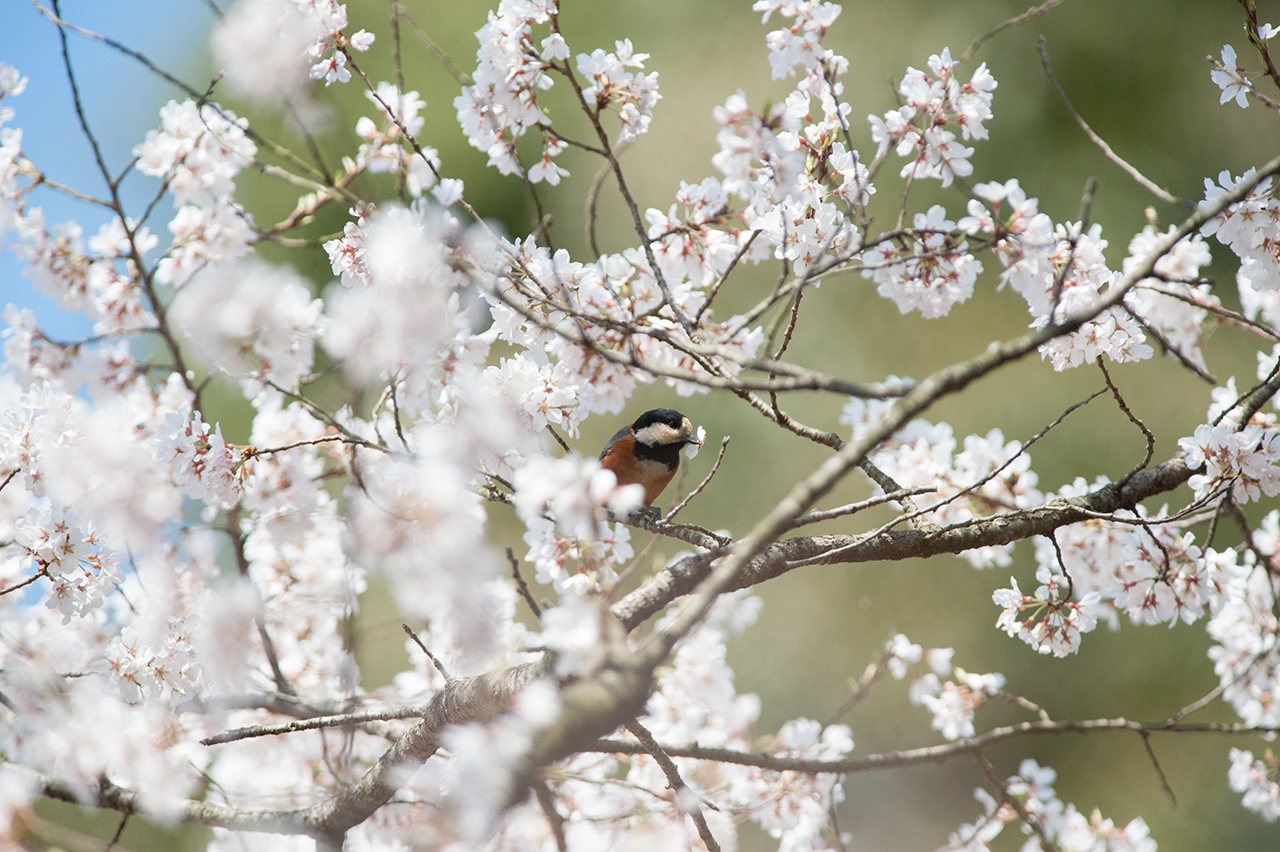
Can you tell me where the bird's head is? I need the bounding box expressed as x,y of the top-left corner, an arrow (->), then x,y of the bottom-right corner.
631,408 -> 699,449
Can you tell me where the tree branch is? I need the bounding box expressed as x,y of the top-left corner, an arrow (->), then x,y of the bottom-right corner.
589,717 -> 1280,776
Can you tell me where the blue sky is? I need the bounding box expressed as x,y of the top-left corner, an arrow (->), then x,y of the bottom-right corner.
2,1 -> 210,341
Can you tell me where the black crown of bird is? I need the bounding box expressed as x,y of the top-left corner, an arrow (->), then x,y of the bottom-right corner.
598,408 -> 700,509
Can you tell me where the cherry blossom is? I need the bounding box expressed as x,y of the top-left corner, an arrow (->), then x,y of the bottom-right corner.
870,48 -> 996,188
1211,44 -> 1252,108
842,395 -> 1042,567
947,760 -> 1157,852
914,667 -> 1006,740
1201,168 -> 1280,296
1123,225 -> 1215,370
1207,516 -> 1280,729
133,100 -> 257,209
172,259 -> 324,391
211,0 -> 322,104
156,409 -> 246,509
5,2 -> 1280,849
754,0 -> 845,80
1228,748 -> 1280,822
862,205 -> 983,318
353,82 -> 437,194
575,39 -> 661,145
454,0 -> 564,180
992,571 -> 1102,657
1180,421 -> 1280,504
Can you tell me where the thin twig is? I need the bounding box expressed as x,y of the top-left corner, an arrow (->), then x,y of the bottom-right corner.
544,425 -> 571,454
1127,308 -> 1217,383
625,719 -> 722,852
585,140 -> 630,257
1096,358 -> 1155,484
242,435 -> 375,461
225,507 -> 296,698
665,436 -> 729,522
855,457 -> 935,529
388,379 -> 410,451
0,568 -> 49,596
695,231 -> 759,326
824,648 -> 892,725
259,379 -> 391,453
403,624 -> 453,683
769,284 -> 806,361
201,705 -> 428,746
394,2 -> 474,86
974,751 -> 1055,852
1241,0 -> 1280,94
551,53 -> 695,335
958,0 -> 1067,65
788,488 -> 937,529
1140,731 -> 1178,807
1039,37 -> 1187,206
591,718 -> 1280,777
783,388 -> 1103,570
508,547 -> 543,620
1136,280 -> 1280,342
103,810 -> 130,852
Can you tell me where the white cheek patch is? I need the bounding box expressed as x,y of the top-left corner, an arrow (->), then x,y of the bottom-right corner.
634,422 -> 682,445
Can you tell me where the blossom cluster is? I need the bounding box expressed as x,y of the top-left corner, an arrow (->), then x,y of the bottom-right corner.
869,47 -> 996,189
1202,169 -> 1280,303
713,5 -> 880,283
454,0 -> 562,180
992,567 -> 1102,658
132,99 -> 257,287
1122,225 -> 1217,370
353,82 -> 444,198
213,0 -> 374,101
990,479 -> 1280,742
959,179 -> 1162,369
0,62 -> 24,236
1207,510 -> 1280,732
1228,748 -> 1280,823
885,634 -> 1007,741
11,212 -> 159,338
754,0 -> 844,80
1180,420 -> 1280,504
478,592 -> 857,852
576,39 -> 660,145
455,1 -> 658,183
489,233 -> 764,412
841,392 -> 1043,568
322,201 -> 499,413
156,409 -> 245,509
989,477 -> 1240,657
514,455 -> 641,597
861,205 -> 983,318
944,759 -> 1157,852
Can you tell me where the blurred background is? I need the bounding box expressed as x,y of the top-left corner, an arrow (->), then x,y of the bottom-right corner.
4,0 -> 1279,848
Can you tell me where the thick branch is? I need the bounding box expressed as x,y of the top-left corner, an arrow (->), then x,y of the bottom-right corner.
303,661 -> 544,840
612,452 -> 1192,629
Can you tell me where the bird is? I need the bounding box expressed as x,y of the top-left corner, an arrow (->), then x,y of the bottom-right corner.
599,408 -> 701,510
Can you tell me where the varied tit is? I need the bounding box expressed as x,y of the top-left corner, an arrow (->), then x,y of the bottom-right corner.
599,408 -> 701,508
